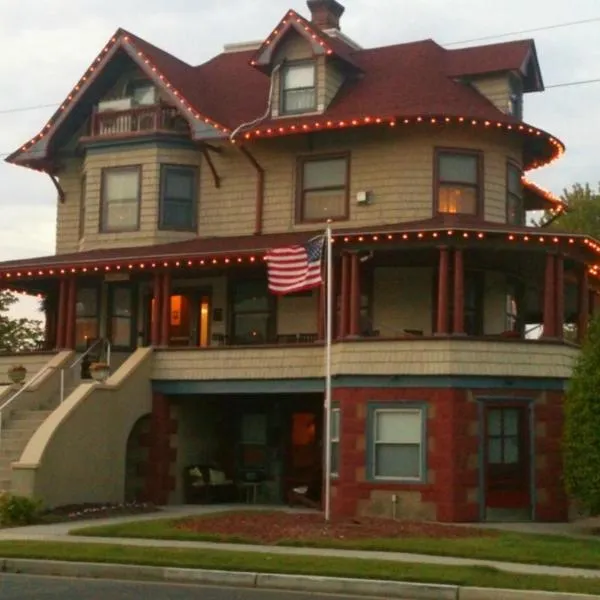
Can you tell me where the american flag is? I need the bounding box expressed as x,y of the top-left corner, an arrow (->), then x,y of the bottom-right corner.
266,237 -> 325,295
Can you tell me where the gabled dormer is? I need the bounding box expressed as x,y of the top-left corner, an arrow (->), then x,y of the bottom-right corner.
447,40 -> 544,121
250,1 -> 361,118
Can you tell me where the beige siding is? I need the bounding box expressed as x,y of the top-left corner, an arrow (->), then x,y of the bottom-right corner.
471,75 -> 511,113
0,353 -> 57,385
153,340 -> 578,381
372,267 -> 434,336
54,126 -> 522,253
323,59 -> 345,108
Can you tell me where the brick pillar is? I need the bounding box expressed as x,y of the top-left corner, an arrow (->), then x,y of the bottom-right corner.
453,248 -> 465,335
55,278 -> 67,349
555,254 -> 564,339
151,272 -> 162,346
64,276 -> 77,349
578,269 -> 590,343
159,271 -> 171,346
145,392 -> 174,505
338,252 -> 350,339
436,247 -> 450,335
542,254 -> 556,338
348,252 -> 361,337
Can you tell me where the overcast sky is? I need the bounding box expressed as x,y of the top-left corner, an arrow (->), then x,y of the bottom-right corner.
1,0 -> 599,318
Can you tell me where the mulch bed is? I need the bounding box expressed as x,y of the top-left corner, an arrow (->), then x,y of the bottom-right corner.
39,502 -> 160,523
175,511 -> 495,544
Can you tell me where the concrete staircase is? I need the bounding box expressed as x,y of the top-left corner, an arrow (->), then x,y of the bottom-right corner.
0,409 -> 53,491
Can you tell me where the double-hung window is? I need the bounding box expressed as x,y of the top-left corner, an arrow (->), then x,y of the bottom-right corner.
506,163 -> 524,226
298,155 -> 349,222
159,165 -> 198,231
281,63 -> 316,114
371,407 -> 425,481
101,166 -> 140,232
436,151 -> 481,216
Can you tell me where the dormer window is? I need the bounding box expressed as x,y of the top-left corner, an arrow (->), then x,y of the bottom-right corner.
281,63 -> 316,114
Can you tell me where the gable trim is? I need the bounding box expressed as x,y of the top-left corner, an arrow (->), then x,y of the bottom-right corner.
7,30 -> 228,168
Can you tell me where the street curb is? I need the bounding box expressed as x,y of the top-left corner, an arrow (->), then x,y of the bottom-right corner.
0,558 -> 597,599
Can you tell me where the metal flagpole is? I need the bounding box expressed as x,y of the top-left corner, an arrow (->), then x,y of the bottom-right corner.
323,222 -> 333,522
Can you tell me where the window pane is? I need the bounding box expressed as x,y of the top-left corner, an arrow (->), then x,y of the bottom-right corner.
284,89 -> 316,112
105,200 -> 139,230
439,154 -> 477,183
330,441 -> 339,475
75,318 -> 99,349
503,409 -> 519,436
111,317 -> 132,347
163,199 -> 195,230
375,410 -> 422,444
234,281 -> 269,312
375,444 -> 420,478
303,190 -> 346,221
487,409 -> 502,436
76,288 -> 97,317
105,170 -> 139,201
111,287 -> 132,317
165,169 -> 194,199
304,159 -> 347,189
331,409 -> 340,440
233,313 -> 270,344
488,437 -> 503,464
504,436 -> 519,463
507,165 -> 522,195
242,414 -> 267,444
438,185 -> 477,214
284,65 -> 315,89
507,194 -> 524,226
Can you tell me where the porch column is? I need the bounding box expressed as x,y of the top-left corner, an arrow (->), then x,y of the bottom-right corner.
555,254 -> 565,339
338,252 -> 350,338
159,271 -> 171,346
317,285 -> 325,340
542,253 -> 556,338
453,248 -> 465,335
578,268 -> 590,343
151,272 -> 163,346
145,392 -> 173,505
349,252 -> 361,337
55,278 -> 67,349
64,276 -> 77,350
436,247 -> 450,335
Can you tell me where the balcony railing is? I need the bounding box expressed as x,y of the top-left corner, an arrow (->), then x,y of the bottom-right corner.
90,105 -> 189,138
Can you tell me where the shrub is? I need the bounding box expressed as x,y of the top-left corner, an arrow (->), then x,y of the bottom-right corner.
0,492 -> 43,526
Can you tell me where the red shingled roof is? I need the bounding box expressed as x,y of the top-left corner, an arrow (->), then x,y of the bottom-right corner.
7,8 -> 555,168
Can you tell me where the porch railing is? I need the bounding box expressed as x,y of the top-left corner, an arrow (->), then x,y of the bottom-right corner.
60,338 -> 111,404
0,365 -> 54,446
90,105 -> 187,137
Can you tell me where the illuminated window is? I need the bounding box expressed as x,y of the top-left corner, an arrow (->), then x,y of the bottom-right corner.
436,151 -> 481,216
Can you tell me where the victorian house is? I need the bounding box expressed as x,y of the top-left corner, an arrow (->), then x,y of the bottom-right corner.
0,0 -> 594,522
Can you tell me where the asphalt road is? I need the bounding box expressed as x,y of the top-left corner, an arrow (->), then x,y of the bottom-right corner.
0,574 -> 377,599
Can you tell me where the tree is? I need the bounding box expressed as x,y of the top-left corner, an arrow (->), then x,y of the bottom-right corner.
542,182 -> 600,237
563,315 -> 600,515
0,291 -> 44,353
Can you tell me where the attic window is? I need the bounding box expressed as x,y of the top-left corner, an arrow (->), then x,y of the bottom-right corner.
126,80 -> 156,106
281,63 -> 316,114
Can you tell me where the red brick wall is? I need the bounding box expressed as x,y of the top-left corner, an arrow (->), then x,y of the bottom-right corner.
331,385 -> 567,523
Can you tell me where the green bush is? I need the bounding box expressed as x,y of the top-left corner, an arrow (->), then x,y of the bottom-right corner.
564,315 -> 600,515
0,492 -> 42,526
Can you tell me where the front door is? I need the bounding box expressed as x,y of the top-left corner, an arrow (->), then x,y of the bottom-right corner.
483,404 -> 531,518
147,290 -> 211,347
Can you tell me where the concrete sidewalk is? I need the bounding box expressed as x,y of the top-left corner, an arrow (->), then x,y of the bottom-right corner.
0,505 -> 599,581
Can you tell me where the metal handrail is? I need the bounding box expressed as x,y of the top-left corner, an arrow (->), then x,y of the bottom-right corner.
0,365 -> 54,445
60,338 -> 111,403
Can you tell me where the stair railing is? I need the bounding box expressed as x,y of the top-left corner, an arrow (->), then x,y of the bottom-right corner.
60,338 -> 111,404
0,365 -> 54,446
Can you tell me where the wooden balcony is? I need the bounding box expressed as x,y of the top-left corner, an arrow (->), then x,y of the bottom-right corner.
89,105 -> 189,138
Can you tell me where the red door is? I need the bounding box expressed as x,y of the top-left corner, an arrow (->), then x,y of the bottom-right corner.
484,404 -> 531,511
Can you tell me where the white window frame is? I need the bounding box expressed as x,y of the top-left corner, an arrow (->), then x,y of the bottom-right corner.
372,407 -> 425,482
281,62 -> 317,115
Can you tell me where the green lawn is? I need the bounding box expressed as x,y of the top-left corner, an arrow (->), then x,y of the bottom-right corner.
1,540 -> 600,596
71,514 -> 600,570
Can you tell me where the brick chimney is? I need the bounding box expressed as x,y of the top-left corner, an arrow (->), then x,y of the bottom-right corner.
307,0 -> 345,30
